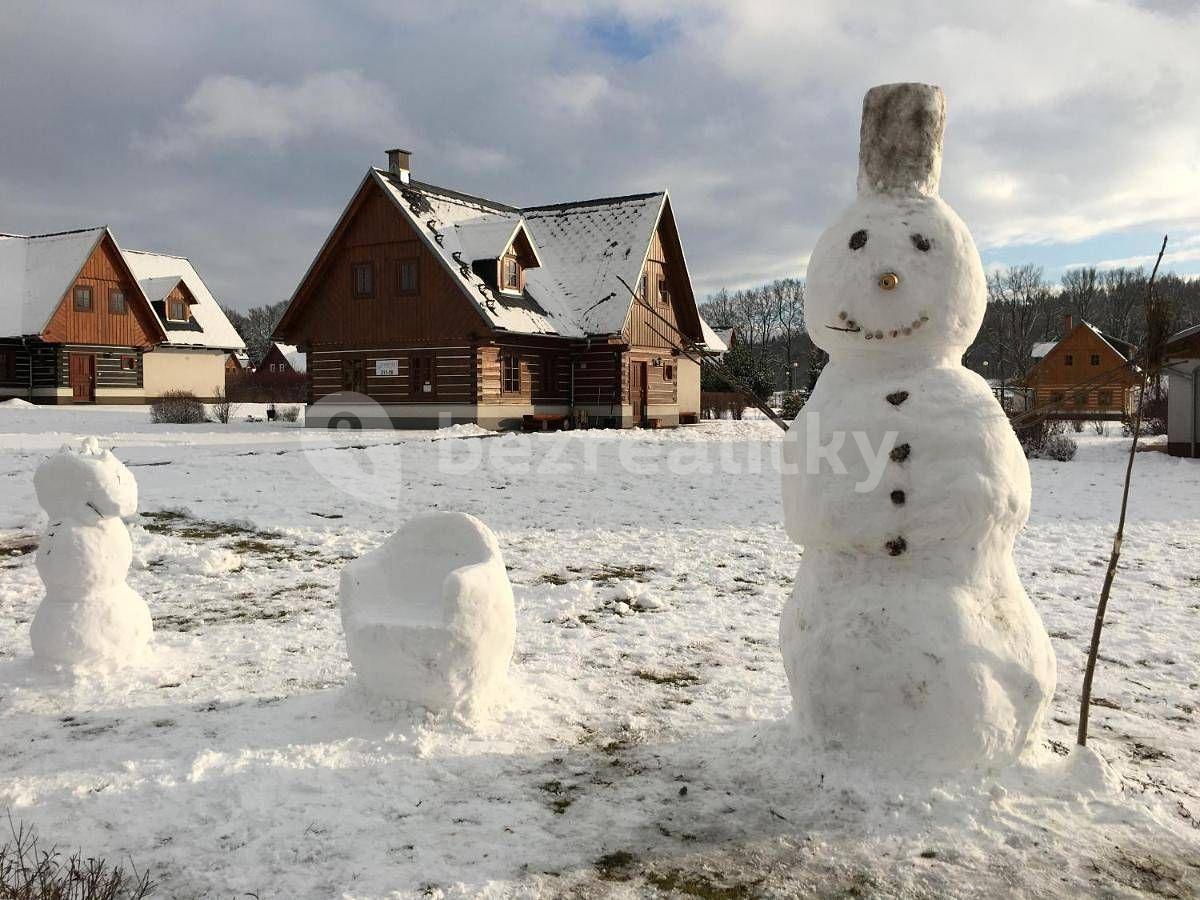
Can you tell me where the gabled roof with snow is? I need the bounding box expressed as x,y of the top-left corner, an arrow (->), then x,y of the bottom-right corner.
0,227 -> 110,335
1030,321 -> 1135,362
273,342 -> 307,373
1031,341 -> 1056,359
368,170 -> 688,339
699,318 -> 729,353
122,249 -> 246,351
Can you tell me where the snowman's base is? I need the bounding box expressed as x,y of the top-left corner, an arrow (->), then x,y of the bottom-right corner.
30,587 -> 153,669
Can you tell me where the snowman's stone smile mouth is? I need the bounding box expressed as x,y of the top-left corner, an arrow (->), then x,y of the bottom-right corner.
827,310 -> 930,340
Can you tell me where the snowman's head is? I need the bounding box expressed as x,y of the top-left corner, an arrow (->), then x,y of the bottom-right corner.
35,437 -> 137,522
805,82 -> 985,360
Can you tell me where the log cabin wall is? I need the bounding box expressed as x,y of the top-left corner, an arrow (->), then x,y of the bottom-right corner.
288,185 -> 490,347
477,337 -> 580,407
0,339 -> 57,393
56,344 -> 143,390
41,235 -> 158,348
308,343 -> 476,406
625,349 -> 678,408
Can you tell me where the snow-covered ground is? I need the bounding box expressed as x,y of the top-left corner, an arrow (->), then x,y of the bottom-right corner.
0,406 -> 1197,898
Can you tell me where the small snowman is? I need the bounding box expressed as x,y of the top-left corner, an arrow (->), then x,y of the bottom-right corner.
781,84 -> 1056,771
31,437 -> 152,668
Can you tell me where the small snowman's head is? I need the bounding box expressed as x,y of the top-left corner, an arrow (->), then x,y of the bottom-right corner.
805,83 -> 986,359
35,437 -> 138,522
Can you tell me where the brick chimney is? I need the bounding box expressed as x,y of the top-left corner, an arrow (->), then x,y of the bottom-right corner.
386,148 -> 411,184
1062,313 -> 1074,336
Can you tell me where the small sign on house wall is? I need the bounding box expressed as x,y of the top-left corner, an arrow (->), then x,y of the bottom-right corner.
375,359 -> 399,377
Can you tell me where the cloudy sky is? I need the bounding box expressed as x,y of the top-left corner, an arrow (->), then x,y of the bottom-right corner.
1,1 -> 1198,311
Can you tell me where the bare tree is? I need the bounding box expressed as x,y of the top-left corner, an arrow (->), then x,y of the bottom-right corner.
770,278 -> 806,388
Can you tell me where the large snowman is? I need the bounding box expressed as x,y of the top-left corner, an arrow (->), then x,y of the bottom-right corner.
781,83 -> 1056,771
31,437 -> 152,668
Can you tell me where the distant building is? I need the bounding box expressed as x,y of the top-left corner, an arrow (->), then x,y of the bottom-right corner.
273,149 -> 721,429
259,342 -> 306,375
0,227 -> 244,403
1021,315 -> 1139,419
1165,323 -> 1200,458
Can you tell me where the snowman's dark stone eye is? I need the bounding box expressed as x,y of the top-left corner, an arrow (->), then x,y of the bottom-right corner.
849,230 -> 868,250
911,233 -> 931,252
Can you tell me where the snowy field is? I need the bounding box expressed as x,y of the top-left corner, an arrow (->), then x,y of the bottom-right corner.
0,403 -> 1198,898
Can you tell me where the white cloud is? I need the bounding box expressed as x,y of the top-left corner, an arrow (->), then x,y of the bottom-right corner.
143,70 -> 402,159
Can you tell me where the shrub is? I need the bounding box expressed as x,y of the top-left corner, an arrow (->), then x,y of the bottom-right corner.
1042,433 -> 1078,461
150,391 -> 207,425
700,392 -> 748,420
1070,418 -> 1085,433
1013,416 -> 1076,460
780,390 -> 806,420
277,405 -> 301,423
210,387 -> 237,425
1091,420 -> 1108,436
1122,392 -> 1167,436
0,816 -> 153,898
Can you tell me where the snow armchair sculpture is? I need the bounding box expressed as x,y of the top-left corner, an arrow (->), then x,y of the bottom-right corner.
339,512 -> 516,712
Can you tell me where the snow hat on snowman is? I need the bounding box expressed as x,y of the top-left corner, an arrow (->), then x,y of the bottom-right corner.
805,82 -> 987,361
34,436 -> 138,523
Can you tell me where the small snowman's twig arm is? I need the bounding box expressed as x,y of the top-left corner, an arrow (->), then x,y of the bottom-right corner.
1077,234 -> 1168,748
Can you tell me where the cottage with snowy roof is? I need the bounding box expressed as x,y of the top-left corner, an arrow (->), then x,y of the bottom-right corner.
0,227 -> 245,403
1021,315 -> 1139,419
273,149 -> 720,429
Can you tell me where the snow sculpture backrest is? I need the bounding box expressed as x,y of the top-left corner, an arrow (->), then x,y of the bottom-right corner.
804,83 -> 987,362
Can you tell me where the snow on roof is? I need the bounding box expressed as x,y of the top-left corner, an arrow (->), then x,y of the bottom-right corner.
122,249 -> 245,351
699,317 -> 728,353
0,228 -> 106,335
452,217 -> 541,266
373,170 -> 673,338
1166,322 -> 1200,355
273,342 -> 307,373
1031,341 -> 1056,358
137,275 -> 188,304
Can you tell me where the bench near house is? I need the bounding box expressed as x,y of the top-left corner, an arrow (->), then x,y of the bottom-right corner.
1022,315 -> 1139,420
0,227 -> 245,403
273,150 -> 721,429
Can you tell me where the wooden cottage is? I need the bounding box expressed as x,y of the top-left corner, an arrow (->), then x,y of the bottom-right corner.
260,342 -> 307,375
273,150 -> 720,429
1022,315 -> 1139,419
0,227 -> 245,403
1165,324 -> 1200,458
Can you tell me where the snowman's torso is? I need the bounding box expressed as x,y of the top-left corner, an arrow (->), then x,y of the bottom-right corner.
784,360 -> 1029,559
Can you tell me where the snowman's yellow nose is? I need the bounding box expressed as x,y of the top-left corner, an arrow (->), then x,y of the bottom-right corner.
878,272 -> 900,291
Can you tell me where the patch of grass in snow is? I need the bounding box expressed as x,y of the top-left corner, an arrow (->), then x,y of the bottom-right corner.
0,816 -> 154,899
141,510 -> 305,563
644,868 -> 765,899
538,780 -> 580,815
634,669 -> 702,688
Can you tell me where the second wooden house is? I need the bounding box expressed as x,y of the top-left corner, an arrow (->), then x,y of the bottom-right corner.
274,150 -> 721,429
1022,315 -> 1139,420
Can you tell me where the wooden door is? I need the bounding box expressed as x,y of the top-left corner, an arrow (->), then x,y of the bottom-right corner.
341,358 -> 366,394
631,361 -> 648,425
69,353 -> 96,403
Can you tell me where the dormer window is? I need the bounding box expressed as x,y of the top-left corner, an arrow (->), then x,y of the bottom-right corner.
501,255 -> 522,293
658,277 -> 670,305
168,297 -> 187,321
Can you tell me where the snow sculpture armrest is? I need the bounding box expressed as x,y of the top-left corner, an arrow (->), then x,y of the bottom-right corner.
441,559 -> 510,638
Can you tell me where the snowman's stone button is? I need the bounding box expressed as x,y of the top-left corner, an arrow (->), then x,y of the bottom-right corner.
890,442 -> 911,462
885,536 -> 907,556
891,490 -> 906,506
886,391 -> 909,406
